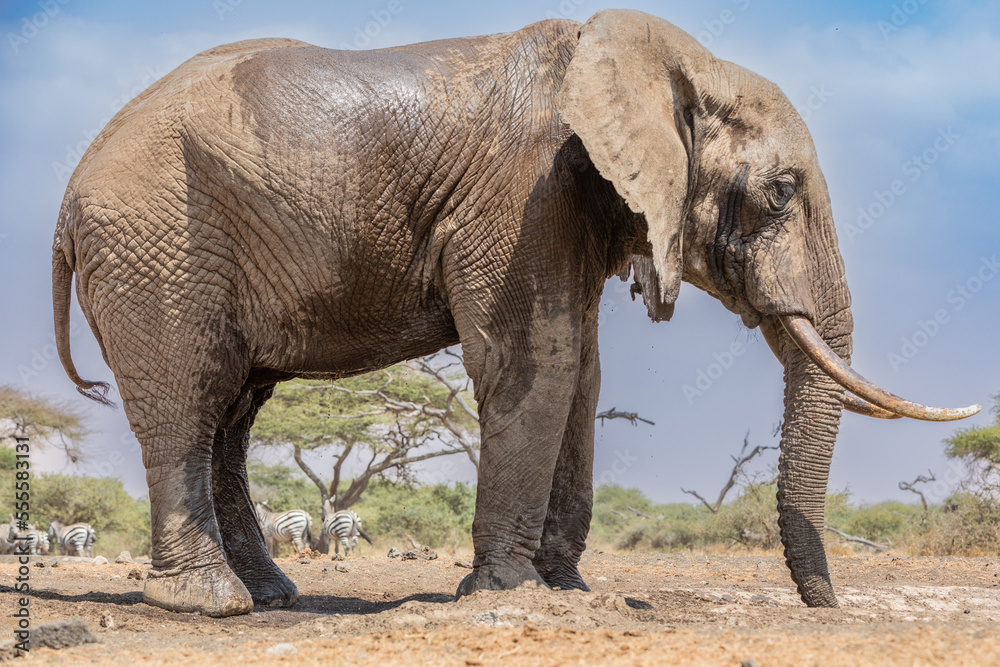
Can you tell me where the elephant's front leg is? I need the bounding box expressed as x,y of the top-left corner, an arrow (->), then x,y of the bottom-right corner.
211,386 -> 299,609
533,304 -> 599,591
454,311 -> 581,597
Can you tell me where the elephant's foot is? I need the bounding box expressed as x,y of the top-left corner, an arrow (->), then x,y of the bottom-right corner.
535,562 -> 590,591
238,567 -> 299,609
143,563 -> 253,617
456,560 -> 547,597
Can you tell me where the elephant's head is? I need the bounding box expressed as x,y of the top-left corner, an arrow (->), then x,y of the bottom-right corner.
558,9 -> 979,606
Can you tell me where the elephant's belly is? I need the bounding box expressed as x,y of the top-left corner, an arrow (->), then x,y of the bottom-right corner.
249,298 -> 461,379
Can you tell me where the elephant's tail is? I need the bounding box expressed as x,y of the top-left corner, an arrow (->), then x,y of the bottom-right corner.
52,209 -> 115,407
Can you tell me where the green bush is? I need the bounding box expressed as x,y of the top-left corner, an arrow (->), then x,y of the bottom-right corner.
352,478 -> 476,553
0,455 -> 151,557
841,502 -> 923,544
917,493 -> 1000,556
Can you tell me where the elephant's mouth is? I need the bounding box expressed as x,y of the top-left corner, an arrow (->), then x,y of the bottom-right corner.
758,314 -> 980,422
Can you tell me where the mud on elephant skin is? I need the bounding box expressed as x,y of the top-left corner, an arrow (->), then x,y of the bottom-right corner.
52,10 -> 978,616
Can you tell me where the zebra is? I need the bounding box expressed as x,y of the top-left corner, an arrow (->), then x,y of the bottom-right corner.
254,502 -> 312,556
6,518 -> 49,556
48,519 -> 96,557
322,499 -> 372,556
1,516 -> 18,555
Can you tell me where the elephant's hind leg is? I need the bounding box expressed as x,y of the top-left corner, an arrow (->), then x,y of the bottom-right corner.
110,313 -> 256,617
211,385 -> 298,609
533,305 -> 599,591
120,380 -> 253,617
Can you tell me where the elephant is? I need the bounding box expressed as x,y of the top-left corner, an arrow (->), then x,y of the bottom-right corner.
52,9 -> 979,616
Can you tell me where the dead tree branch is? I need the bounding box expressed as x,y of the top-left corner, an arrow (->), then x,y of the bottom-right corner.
682,431 -> 777,513
626,505 -> 652,519
595,407 -> 655,426
824,526 -> 888,552
898,470 -> 936,514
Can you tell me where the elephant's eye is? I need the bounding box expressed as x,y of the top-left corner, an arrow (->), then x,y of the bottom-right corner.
767,180 -> 796,213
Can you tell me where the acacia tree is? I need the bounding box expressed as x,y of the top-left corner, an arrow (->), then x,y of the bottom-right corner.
248,350 -> 480,512
944,392 -> 1000,498
0,385 -> 89,462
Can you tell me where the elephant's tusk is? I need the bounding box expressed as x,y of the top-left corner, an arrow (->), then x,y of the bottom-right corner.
843,394 -> 901,419
780,314 -> 980,422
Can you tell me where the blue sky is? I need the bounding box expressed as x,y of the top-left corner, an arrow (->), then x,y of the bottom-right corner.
1,0 -> 997,506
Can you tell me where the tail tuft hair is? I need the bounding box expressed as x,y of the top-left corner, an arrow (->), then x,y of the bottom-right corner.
76,382 -> 116,408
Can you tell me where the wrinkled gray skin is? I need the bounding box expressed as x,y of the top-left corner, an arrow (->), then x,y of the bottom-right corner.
54,10 -> 854,615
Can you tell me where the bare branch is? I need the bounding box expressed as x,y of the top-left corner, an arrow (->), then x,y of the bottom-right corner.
681,488 -> 721,514
824,526 -> 888,552
682,431 -> 777,512
626,505 -> 652,519
595,407 -> 655,426
898,470 -> 936,514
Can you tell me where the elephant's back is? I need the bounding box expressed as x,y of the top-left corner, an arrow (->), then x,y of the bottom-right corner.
66,38 -> 314,192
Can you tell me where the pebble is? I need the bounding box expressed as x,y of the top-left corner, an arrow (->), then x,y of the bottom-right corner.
92,556 -> 109,565
115,551 -> 134,564
265,643 -> 298,656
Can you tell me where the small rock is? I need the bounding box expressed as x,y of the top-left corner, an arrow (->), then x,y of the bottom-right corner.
115,551 -> 134,564
127,568 -> 145,580
99,613 -> 115,629
387,547 -> 402,559
741,659 -> 761,667
33,561 -> 48,568
298,557 -> 310,564
454,559 -> 473,569
335,563 -> 351,573
265,643 -> 298,656
92,555 -> 109,565
965,609 -> 971,614
401,546 -> 437,561
30,619 -> 99,650
330,553 -> 345,561
596,576 -> 608,582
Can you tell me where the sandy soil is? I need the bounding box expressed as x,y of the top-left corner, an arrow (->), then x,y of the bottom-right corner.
2,550 -> 999,665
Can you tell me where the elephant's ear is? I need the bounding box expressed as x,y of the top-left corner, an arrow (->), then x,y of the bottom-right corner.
558,9 -> 706,322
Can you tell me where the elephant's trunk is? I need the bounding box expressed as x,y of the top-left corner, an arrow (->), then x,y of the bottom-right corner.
775,324 -> 845,607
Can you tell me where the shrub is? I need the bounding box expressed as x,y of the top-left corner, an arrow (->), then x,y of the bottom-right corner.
0,463 -> 151,558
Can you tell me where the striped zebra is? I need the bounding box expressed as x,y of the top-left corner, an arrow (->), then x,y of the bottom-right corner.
322,499 -> 372,556
48,519 -> 96,557
254,502 -> 312,556
7,518 -> 49,556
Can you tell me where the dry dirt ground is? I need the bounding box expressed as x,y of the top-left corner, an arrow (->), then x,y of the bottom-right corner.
2,550 -> 1000,666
